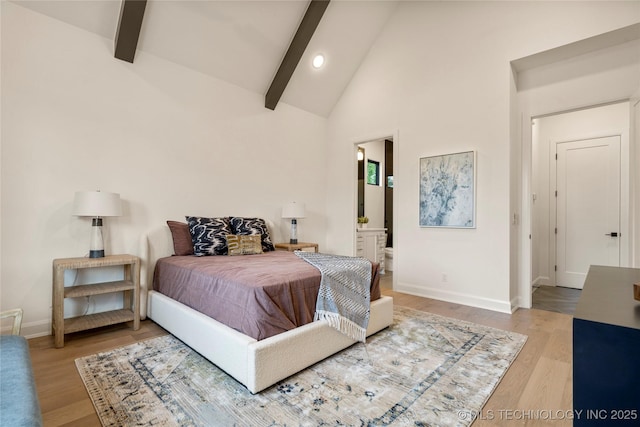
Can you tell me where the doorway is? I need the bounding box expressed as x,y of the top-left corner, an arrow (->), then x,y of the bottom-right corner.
531,102 -> 630,293
356,138 -> 393,232
355,136 -> 395,288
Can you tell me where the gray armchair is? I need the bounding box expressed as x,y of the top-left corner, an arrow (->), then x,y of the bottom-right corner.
0,308 -> 44,427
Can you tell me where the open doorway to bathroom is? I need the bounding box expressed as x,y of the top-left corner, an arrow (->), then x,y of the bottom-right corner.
356,137 -> 394,289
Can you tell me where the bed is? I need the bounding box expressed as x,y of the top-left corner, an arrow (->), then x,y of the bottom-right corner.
138,223 -> 394,394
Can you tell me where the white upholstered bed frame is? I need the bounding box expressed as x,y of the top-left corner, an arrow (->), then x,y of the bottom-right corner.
138,225 -> 394,394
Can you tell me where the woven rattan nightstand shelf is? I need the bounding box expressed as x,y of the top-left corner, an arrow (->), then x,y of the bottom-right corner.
52,254 -> 140,348
274,242 -> 319,252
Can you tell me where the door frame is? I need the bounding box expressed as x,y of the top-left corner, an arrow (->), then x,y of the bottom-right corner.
535,107 -> 631,289
352,129 -> 399,289
550,133 -> 623,288
513,24 -> 640,310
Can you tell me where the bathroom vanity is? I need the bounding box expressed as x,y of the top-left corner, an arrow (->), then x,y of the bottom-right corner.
356,228 -> 387,273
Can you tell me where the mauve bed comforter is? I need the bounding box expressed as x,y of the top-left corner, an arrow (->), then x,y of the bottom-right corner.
152,251 -> 381,341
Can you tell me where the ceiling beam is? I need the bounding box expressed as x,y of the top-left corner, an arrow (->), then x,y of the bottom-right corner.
265,0 -> 330,110
114,0 -> 147,63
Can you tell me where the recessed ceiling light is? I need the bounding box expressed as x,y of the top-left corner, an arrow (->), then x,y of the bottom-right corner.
312,54 -> 325,69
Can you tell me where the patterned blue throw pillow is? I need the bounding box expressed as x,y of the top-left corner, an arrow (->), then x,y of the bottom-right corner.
185,216 -> 232,256
229,217 -> 275,252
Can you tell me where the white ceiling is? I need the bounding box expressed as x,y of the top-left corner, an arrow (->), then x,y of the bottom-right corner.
13,0 -> 399,117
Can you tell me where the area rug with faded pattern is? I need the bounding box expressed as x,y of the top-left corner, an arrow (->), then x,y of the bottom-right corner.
75,306 -> 527,426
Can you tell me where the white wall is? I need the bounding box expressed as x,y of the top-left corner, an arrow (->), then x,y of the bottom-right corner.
3,2 -> 639,336
326,1 -> 640,312
532,102 -> 631,286
0,3 -> 327,336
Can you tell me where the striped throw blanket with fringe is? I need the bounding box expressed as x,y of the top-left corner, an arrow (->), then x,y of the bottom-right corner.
294,251 -> 371,343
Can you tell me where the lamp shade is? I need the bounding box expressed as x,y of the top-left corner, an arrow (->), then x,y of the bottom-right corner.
282,202 -> 305,219
73,191 -> 122,217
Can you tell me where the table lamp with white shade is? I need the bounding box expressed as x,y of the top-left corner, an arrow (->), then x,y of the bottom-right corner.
73,190 -> 122,258
282,202 -> 305,244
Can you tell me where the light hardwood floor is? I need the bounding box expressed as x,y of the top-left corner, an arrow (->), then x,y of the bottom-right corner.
28,289 -> 572,426
532,285 -> 581,315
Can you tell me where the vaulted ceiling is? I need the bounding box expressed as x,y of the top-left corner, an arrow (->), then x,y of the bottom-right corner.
13,0 -> 399,117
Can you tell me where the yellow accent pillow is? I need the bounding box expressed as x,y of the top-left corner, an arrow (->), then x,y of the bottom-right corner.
226,235 -> 263,256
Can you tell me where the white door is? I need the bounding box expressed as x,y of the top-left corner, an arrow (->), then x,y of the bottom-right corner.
555,136 -> 620,289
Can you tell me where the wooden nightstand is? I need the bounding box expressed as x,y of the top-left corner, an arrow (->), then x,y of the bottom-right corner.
52,254 -> 140,348
274,242 -> 319,253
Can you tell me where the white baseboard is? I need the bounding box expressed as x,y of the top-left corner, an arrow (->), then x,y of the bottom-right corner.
510,294 -> 528,311
19,319 -> 51,339
533,276 -> 553,286
395,282 -> 515,314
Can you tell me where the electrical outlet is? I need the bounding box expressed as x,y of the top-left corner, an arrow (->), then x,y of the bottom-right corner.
442,273 -> 448,283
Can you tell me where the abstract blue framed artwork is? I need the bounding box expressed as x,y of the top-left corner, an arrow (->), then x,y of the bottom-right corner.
419,150 -> 476,228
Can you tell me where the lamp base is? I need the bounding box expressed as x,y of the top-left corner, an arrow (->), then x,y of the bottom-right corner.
89,250 -> 105,258
289,219 -> 298,245
89,217 -> 105,258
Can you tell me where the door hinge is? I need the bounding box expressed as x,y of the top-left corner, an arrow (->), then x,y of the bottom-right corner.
555,227 -> 557,234
554,265 -> 557,272
555,153 -> 558,160
555,190 -> 557,197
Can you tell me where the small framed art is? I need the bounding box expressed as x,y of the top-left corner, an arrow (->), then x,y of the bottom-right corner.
419,150 -> 476,228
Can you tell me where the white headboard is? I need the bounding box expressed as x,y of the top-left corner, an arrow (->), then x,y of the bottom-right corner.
138,225 -> 173,319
